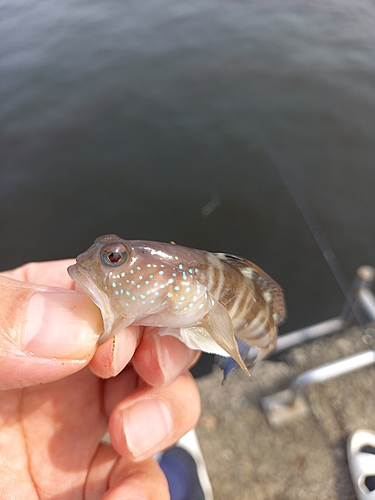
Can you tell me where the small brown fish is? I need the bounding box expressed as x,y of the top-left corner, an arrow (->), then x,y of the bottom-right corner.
68,235 -> 286,375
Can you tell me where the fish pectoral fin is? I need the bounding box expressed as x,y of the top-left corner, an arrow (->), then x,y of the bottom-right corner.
177,326 -> 230,355
200,297 -> 250,376
158,299 -> 250,376
158,325 -> 230,356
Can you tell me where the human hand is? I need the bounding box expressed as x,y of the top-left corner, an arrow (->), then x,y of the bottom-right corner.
0,260 -> 201,499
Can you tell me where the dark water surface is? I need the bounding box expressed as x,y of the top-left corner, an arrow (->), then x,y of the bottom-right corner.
2,1 -> 375,369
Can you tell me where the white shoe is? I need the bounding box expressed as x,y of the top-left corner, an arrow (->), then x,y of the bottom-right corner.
347,429 -> 375,499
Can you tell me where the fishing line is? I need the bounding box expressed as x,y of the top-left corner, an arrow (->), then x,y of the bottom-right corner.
255,134 -> 370,335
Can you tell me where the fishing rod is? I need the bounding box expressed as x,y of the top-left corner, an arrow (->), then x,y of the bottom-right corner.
257,134 -> 374,344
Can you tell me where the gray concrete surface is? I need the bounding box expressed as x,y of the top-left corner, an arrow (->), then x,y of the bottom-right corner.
195,326 -> 375,500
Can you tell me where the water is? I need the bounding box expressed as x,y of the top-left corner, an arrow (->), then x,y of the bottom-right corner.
1,0 -> 375,372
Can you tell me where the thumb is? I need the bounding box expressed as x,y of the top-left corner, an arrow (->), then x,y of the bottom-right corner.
0,275 -> 103,390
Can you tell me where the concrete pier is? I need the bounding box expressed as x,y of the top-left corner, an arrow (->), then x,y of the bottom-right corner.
196,326 -> 375,500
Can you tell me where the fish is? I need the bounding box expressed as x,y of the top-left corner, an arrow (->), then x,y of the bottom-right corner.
67,234 -> 286,376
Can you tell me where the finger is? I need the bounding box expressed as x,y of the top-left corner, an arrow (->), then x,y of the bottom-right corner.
103,457 -> 169,500
132,327 -> 200,386
0,275 -> 103,390
89,325 -> 141,378
85,444 -> 119,500
103,366 -> 139,419
1,259 -> 77,289
109,372 -> 201,461
86,444 -> 169,500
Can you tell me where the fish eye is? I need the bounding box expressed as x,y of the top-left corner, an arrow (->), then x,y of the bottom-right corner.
100,243 -> 128,267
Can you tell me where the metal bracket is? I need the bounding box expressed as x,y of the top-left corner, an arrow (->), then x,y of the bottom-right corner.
261,389 -> 309,427
261,266 -> 375,427
261,350 -> 375,427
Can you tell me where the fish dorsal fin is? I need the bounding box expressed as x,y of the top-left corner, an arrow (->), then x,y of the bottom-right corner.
215,253 -> 286,325
199,296 -> 250,375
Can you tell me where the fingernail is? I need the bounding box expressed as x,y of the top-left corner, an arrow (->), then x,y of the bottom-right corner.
23,292 -> 102,359
124,398 -> 172,458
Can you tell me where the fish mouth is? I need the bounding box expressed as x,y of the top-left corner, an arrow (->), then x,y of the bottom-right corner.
67,264 -> 116,343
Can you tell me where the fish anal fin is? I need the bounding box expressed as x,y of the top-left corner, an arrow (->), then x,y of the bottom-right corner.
200,296 -> 250,376
215,253 -> 286,325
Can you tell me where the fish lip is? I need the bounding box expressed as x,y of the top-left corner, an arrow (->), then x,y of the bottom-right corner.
67,263 -> 116,342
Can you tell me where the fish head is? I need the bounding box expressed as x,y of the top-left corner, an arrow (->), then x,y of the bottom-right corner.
68,234 -> 134,340
67,234 -> 205,342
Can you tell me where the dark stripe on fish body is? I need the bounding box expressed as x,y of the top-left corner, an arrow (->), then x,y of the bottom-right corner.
233,289 -> 252,320
247,311 -> 269,340
201,252 -> 276,350
205,253 -> 225,298
209,256 -> 259,326
244,292 -> 265,325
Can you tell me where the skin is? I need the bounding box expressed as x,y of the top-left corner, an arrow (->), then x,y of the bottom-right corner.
0,260 -> 201,500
